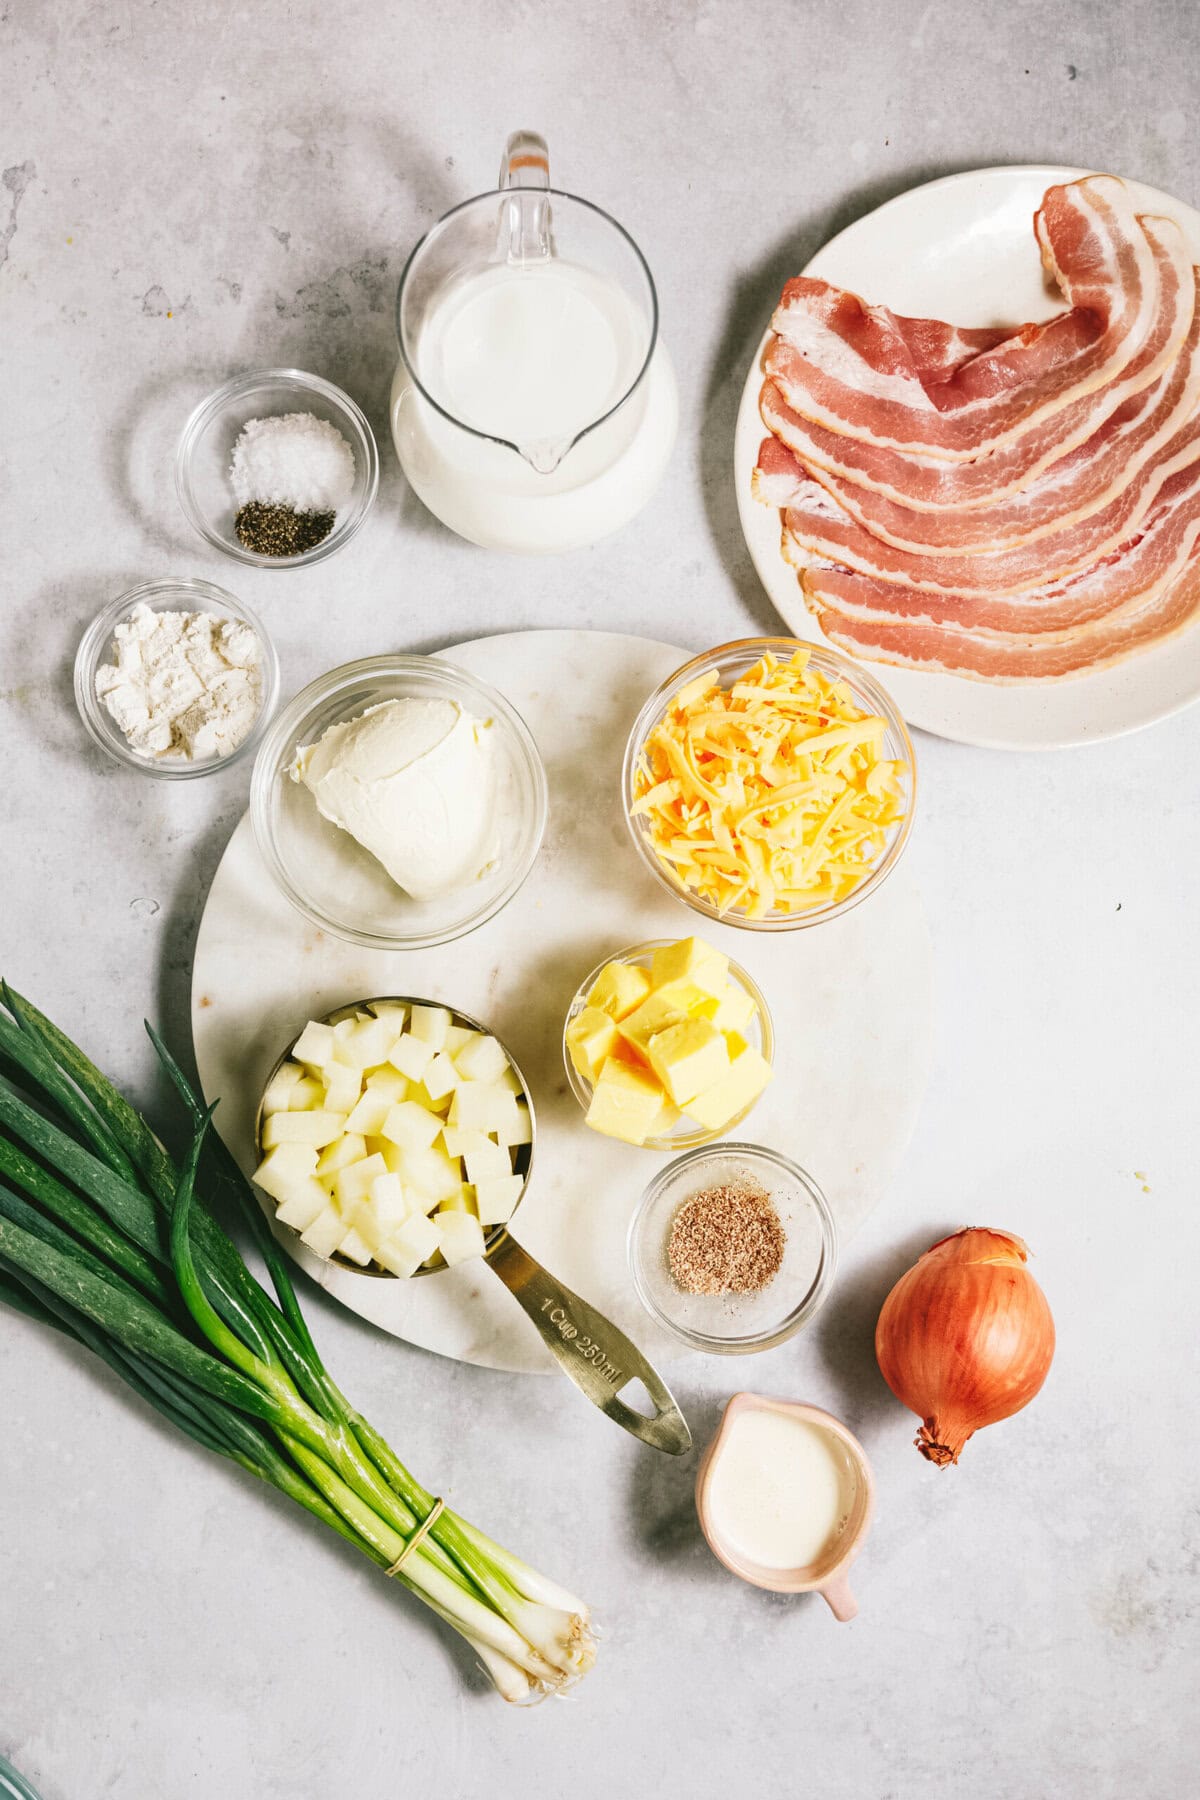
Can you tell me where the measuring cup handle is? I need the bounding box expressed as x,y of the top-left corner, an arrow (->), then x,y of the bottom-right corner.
498,131 -> 552,262
487,1236 -> 692,1455
500,130 -> 550,189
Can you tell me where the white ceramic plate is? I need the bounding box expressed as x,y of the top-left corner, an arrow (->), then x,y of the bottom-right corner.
734,165 -> 1200,750
192,630 -> 933,1374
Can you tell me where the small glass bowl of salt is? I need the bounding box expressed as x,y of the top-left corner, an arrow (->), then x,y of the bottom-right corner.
74,578 -> 280,779
176,368 -> 379,568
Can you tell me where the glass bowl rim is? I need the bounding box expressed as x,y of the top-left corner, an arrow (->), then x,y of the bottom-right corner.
621,635 -> 917,932
627,1139 -> 838,1353
174,365 -> 380,569
561,937 -> 775,1152
250,651 -> 550,950
255,993 -> 536,1279
73,576 -> 281,780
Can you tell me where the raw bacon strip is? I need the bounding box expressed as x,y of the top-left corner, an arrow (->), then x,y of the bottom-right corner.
765,177 -> 1167,458
810,551 -> 1200,681
779,404 -> 1200,596
796,462 -> 1200,636
761,257 -> 1199,545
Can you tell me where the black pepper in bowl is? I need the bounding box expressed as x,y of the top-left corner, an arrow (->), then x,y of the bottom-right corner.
235,501 -> 335,558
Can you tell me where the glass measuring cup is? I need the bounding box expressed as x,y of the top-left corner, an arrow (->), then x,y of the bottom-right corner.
256,997 -> 691,1455
390,131 -> 678,553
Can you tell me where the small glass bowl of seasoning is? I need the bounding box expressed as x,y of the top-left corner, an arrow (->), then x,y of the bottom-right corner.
74,578 -> 280,779
175,368 -> 379,568
628,1142 -> 836,1353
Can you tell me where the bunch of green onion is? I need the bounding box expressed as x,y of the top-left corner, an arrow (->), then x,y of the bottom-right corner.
0,986 -> 595,1703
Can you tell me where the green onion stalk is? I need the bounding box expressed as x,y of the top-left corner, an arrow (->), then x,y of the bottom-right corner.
0,985 -> 595,1703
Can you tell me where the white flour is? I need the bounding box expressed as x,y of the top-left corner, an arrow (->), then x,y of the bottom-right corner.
95,602 -> 264,761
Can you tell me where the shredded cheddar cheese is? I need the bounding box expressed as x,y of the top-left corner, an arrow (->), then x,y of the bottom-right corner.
631,649 -> 909,918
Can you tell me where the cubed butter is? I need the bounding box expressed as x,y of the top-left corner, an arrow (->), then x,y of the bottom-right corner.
587,960 -> 651,1020
616,990 -> 689,1052
699,984 -> 758,1033
566,1006 -> 620,1081
649,936 -> 729,999
646,1018 -> 730,1107
585,1057 -> 665,1145
686,1042 -> 773,1130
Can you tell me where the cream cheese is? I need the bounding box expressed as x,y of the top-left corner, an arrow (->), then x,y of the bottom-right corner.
290,697 -> 497,900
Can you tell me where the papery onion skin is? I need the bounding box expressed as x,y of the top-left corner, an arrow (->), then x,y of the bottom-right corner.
875,1227 -> 1055,1466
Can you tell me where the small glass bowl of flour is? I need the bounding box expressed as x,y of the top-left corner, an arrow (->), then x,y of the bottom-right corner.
74,579 -> 280,778
176,369 -> 379,568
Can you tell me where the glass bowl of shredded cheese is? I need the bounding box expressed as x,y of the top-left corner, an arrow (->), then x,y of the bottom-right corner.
622,638 -> 915,931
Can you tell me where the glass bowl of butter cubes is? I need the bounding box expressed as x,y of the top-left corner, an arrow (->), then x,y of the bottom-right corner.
254,996 -> 533,1278
563,936 -> 774,1152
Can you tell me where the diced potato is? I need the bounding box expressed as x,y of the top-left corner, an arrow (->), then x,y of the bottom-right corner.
408,1079 -> 453,1115
585,1058 -> 665,1145
344,1090 -> 393,1137
332,1152 -> 388,1210
368,1003 -> 408,1032
381,1099 -> 442,1152
321,1060 -> 362,1115
262,1109 -> 345,1149
441,1124 -> 490,1160
292,1020 -> 339,1069
452,1033 -> 509,1084
315,1132 -> 366,1178
300,1208 -> 347,1259
374,1138 -> 407,1178
686,1042 -> 772,1129
587,961 -> 651,1020
473,1172 -> 525,1227
253,1142 -> 320,1201
272,1179 -> 331,1233
333,1018 -> 356,1041
365,1068 -> 408,1102
497,1063 -> 524,1094
366,1172 -> 410,1232
464,1140 -> 512,1185
449,1081 -> 519,1133
436,1185 -> 474,1215
337,1227 -> 374,1267
375,1238 -> 424,1279
403,1143 -> 462,1204
646,1018 -> 730,1107
497,1100 -> 532,1147
287,1075 -> 325,1110
334,1016 -> 402,1071
649,936 -> 729,999
422,1051 -> 460,1102
443,1023 -> 476,1055
433,1209 -> 487,1266
566,1007 -> 620,1082
409,1004 -> 452,1049
388,1211 -> 441,1267
261,1062 -> 304,1114
388,1032 -> 436,1081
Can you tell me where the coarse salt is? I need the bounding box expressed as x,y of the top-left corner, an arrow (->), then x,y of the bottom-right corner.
229,412 -> 356,513
95,602 -> 264,762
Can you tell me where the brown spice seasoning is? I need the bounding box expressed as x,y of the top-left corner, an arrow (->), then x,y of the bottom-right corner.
667,1176 -> 785,1296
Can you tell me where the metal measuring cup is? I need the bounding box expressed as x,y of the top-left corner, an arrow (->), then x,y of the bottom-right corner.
256,997 -> 691,1455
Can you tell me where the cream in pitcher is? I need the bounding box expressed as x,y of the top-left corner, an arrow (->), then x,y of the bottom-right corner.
391,132 -> 678,552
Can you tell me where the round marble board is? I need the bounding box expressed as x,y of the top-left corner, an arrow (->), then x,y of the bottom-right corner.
192,629 -> 934,1375
735,165 -> 1200,751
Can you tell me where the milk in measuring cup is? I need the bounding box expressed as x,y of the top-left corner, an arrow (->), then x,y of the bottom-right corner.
391,260 -> 678,554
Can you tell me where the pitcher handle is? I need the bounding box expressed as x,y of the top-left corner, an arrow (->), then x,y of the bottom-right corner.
498,130 -> 553,263
486,1235 -> 692,1455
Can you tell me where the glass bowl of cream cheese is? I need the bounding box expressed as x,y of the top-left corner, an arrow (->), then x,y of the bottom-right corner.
251,653 -> 548,948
